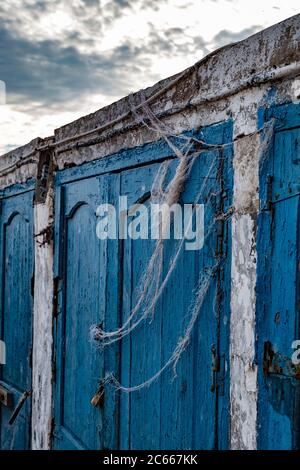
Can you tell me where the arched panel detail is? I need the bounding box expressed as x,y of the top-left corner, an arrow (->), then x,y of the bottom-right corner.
66,201 -> 88,219
4,211 -> 30,227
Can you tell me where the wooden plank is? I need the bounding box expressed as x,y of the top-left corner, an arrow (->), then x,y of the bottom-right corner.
121,165 -> 162,450
53,177 -> 103,450
258,197 -> 300,449
52,120 -> 233,449
102,173 -> 121,450
0,188 -> 34,450
117,133 -> 232,449
55,121 -> 232,186
257,102 -> 300,450
0,179 -> 35,199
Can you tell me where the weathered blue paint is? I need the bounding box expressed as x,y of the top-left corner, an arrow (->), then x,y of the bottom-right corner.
0,181 -> 34,449
0,180 -> 35,199
53,179 -> 104,449
53,121 -> 233,449
257,102 -> 300,450
56,123 -> 231,186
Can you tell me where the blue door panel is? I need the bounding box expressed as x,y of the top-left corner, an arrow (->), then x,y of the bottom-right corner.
53,121 -> 233,449
257,102 -> 300,450
0,187 -> 34,450
53,177 -> 106,450
272,128 -> 300,201
118,153 -> 227,450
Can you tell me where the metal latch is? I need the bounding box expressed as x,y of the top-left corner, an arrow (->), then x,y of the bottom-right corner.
263,341 -> 300,380
91,381 -> 105,408
0,385 -> 12,407
8,390 -> 31,426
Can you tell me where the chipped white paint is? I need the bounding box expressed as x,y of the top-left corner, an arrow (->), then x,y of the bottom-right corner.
231,90 -> 266,137
230,133 -> 260,450
0,14 -> 299,450
0,139 -> 40,190
31,195 -> 54,450
291,78 -> 300,100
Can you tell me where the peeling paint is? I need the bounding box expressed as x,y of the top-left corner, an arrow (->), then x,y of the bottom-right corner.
0,14 -> 299,450
291,79 -> 300,100
230,131 -> 260,450
31,191 -> 54,450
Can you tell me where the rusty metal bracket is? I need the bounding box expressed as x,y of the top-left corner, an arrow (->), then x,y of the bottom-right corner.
0,385 -> 12,407
263,341 -> 300,380
34,149 -> 54,204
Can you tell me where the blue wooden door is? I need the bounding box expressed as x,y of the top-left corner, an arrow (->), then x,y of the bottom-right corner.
53,177 -> 106,449
117,148 -> 232,450
257,103 -> 300,449
53,121 -> 232,449
0,185 -> 34,449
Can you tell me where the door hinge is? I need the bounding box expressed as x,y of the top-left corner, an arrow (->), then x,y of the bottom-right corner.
266,175 -> 273,211
261,174 -> 274,211
263,341 -> 300,380
53,276 -> 61,318
210,345 -> 225,395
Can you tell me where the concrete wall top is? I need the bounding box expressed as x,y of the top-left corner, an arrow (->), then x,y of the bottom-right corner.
0,13 -> 300,184
54,13 -> 300,143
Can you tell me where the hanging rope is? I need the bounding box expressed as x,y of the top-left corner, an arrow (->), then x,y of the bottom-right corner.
97,263 -> 219,396
91,101 -> 275,395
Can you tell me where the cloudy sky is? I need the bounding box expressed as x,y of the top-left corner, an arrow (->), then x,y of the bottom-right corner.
0,0 -> 299,154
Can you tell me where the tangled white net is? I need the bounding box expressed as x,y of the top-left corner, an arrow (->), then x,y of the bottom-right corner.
91,98 -> 274,396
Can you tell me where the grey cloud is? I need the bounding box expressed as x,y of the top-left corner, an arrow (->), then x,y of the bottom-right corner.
145,24 -> 209,57
0,0 -> 262,119
191,37 -> 210,56
0,2 -> 210,111
81,0 -> 102,6
0,25 -> 144,109
213,25 -> 262,48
